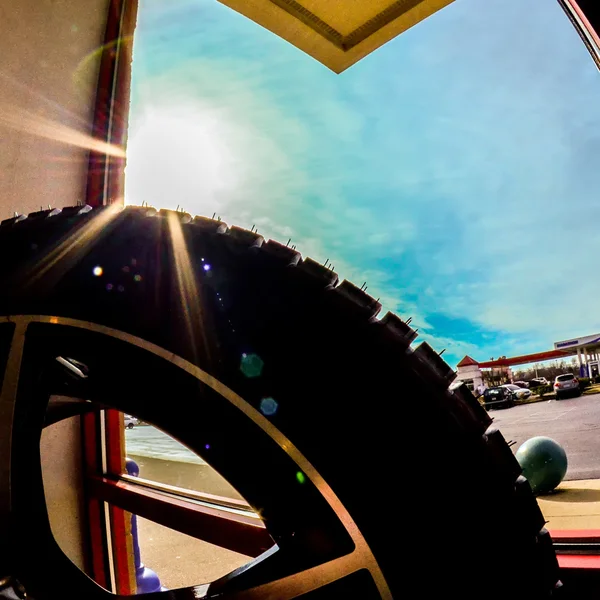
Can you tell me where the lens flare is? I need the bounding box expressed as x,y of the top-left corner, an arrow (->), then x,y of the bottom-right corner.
18,204 -> 122,289
72,35 -> 133,99
260,397 -> 278,416
166,212 -> 209,361
240,354 -> 264,378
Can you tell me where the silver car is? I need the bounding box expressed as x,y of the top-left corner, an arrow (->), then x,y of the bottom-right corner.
554,374 -> 581,399
124,414 -> 139,429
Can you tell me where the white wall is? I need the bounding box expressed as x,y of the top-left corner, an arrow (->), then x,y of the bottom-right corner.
41,416 -> 87,571
456,364 -> 484,392
0,0 -> 112,571
0,0 -> 110,219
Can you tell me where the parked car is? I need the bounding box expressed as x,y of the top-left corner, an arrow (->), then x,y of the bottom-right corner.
483,386 -> 515,410
501,384 -> 532,401
529,377 -> 549,387
124,414 -> 139,429
513,381 -> 530,389
554,374 -> 581,399
513,381 -> 529,389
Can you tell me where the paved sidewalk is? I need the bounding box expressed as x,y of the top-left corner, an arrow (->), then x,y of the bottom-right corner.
137,516 -> 251,590
136,479 -> 600,590
538,479 -> 600,530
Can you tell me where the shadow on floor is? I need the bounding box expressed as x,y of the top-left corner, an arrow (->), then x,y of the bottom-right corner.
540,488 -> 600,503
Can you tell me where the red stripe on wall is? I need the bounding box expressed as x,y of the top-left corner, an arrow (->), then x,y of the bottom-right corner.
82,413 -> 108,588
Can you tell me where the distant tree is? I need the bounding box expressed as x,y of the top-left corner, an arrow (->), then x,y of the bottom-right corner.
483,367 -> 509,387
513,359 -> 576,382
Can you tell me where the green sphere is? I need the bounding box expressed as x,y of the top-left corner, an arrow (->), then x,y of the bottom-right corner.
515,436 -> 567,495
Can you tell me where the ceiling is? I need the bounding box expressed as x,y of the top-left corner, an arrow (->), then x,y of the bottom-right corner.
219,0 -> 454,73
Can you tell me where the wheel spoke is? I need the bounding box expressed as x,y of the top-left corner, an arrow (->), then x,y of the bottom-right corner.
207,554 -> 360,600
0,320 -> 26,560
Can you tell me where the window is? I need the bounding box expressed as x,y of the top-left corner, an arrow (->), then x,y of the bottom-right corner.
77,410 -> 270,594
97,411 -> 255,593
122,0 -> 600,542
556,374 -> 575,382
124,423 -> 243,499
4,0 -> 600,596
133,513 -> 251,590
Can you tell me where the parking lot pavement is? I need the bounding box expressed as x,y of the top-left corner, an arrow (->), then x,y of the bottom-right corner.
492,392 -> 600,481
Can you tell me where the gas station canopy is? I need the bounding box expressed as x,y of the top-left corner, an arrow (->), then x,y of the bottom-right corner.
219,0 -> 454,73
554,332 -> 600,352
554,334 -> 600,376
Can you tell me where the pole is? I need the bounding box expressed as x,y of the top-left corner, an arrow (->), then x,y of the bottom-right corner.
125,458 -> 166,593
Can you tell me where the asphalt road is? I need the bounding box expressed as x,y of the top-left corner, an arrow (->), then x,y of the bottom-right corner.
492,392 -> 600,481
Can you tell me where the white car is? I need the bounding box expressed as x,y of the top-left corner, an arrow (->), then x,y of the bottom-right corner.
554,374 -> 581,399
529,377 -> 550,387
124,414 -> 139,429
501,384 -> 532,401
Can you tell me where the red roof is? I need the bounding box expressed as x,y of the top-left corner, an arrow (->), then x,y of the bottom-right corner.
457,355 -> 479,367
478,349 -> 568,369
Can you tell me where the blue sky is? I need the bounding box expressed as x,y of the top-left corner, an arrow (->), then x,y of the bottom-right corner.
125,0 -> 600,367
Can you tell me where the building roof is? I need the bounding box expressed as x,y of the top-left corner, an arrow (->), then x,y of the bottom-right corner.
219,0 -> 455,73
478,349 -> 568,369
457,355 -> 479,368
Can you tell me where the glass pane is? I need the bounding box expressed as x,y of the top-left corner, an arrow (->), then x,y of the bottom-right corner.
126,0 -> 600,537
482,363 -> 600,530
124,420 -> 243,500
135,513 -> 251,591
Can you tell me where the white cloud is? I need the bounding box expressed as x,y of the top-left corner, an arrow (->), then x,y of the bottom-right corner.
127,0 -> 600,368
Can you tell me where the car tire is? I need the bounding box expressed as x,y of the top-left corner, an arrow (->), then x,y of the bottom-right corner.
127,422 -> 134,429
0,205 -> 560,599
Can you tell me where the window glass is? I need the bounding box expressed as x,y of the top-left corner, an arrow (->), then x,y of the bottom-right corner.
556,374 -> 575,382
124,419 -> 243,500
135,513 -> 251,591
125,0 -> 600,534
44,410 -> 260,595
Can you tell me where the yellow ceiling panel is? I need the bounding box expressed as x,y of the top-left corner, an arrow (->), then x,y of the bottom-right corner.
218,0 -> 454,73
300,0 -> 398,36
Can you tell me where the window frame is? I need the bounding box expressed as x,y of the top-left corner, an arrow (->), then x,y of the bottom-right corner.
82,408 -> 271,593
558,0 -> 600,69
86,0 -> 137,208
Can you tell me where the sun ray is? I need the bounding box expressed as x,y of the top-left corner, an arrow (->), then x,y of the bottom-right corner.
18,204 -> 124,290
0,101 -> 125,157
166,211 -> 209,363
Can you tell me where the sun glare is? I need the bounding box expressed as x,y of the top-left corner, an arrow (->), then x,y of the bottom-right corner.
124,106 -> 242,215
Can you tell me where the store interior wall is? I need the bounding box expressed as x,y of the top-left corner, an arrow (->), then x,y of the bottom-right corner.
0,0 -> 110,219
1,0 -> 112,567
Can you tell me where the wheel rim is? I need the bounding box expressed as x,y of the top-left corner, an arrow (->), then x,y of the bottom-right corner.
0,315 -> 391,600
